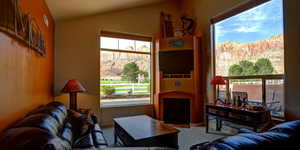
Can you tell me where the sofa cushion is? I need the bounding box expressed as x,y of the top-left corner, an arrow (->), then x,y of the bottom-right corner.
238,128 -> 256,134
13,113 -> 60,135
73,127 -> 94,148
0,127 -> 71,150
216,135 -> 259,149
47,135 -> 71,150
59,122 -> 73,145
28,104 -> 67,126
67,109 -> 93,139
46,102 -> 68,116
269,120 -> 300,135
191,120 -> 300,150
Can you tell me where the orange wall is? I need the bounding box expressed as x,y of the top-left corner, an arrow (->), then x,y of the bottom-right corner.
0,0 -> 55,131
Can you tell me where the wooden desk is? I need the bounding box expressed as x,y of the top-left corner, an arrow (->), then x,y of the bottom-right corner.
206,104 -> 271,132
113,115 -> 179,149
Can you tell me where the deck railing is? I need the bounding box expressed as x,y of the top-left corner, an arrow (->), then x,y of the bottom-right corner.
221,74 -> 285,118
222,74 -> 284,106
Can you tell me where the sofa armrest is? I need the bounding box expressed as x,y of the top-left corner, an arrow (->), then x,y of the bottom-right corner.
91,124 -> 108,147
190,141 -> 210,150
91,114 -> 98,124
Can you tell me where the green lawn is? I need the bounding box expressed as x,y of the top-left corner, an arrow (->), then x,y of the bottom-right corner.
100,80 -> 151,96
101,80 -> 132,84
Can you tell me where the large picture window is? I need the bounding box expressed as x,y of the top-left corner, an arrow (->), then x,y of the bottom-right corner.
100,31 -> 152,107
212,0 -> 285,118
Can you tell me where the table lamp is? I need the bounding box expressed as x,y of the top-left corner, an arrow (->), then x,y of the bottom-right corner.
61,79 -> 87,110
211,76 -> 225,103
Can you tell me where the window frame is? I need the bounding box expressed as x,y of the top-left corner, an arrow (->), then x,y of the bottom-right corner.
211,0 -> 271,77
210,0 -> 285,119
99,30 -> 154,107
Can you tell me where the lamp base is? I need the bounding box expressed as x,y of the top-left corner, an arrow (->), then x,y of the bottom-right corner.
216,85 -> 225,104
69,92 -> 77,110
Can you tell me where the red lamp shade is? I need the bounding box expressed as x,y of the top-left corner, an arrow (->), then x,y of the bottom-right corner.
211,76 -> 225,85
61,80 -> 87,93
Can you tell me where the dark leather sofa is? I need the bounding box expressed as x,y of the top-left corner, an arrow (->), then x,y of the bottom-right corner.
191,120 -> 300,150
0,101 -> 108,150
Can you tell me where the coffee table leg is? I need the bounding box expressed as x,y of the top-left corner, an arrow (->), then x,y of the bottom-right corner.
216,119 -> 222,131
206,114 -> 209,133
114,128 -> 117,145
206,106 -> 209,133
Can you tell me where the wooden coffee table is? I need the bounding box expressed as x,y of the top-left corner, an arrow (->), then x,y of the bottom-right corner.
113,115 -> 179,149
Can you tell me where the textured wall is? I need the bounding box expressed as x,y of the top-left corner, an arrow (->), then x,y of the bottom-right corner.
182,0 -> 300,120
0,0 -> 55,131
283,0 -> 300,120
54,1 -> 180,125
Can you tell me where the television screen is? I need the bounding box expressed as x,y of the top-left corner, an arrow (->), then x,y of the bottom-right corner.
159,50 -> 194,74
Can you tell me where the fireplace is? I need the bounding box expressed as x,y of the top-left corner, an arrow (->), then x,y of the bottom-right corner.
156,91 -> 203,123
163,98 -> 190,124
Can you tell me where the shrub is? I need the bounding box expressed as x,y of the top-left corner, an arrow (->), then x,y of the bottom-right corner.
101,86 -> 115,96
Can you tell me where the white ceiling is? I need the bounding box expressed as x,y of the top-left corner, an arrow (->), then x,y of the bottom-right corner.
45,0 -> 169,20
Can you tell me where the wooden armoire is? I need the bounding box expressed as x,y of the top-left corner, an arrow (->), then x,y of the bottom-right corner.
154,36 -> 204,124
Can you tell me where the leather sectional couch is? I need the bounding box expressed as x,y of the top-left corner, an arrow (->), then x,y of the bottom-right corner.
0,102 -> 173,150
0,101 -> 108,150
191,120 -> 300,150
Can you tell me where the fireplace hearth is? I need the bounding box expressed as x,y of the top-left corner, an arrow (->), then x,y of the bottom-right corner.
163,98 -> 190,124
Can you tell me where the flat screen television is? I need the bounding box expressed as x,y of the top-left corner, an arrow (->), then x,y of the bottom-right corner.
159,50 -> 194,74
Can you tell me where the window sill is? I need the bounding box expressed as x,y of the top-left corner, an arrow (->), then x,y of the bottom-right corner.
100,100 -> 152,108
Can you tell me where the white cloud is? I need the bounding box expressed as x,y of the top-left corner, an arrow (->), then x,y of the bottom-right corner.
230,5 -> 267,33
236,9 -> 267,21
235,24 -> 261,33
229,1 -> 272,33
235,0 -> 275,22
215,0 -> 283,43
215,25 -> 227,37
214,24 -> 230,43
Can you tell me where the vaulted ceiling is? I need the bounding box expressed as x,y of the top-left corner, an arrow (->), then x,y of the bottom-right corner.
45,0 -> 170,20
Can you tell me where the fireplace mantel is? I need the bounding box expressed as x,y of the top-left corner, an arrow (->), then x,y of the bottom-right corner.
158,91 -> 194,98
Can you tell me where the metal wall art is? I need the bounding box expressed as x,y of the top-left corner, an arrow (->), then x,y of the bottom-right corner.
0,0 -> 46,56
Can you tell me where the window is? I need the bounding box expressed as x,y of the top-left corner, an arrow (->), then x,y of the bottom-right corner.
212,0 -> 285,118
100,31 -> 152,107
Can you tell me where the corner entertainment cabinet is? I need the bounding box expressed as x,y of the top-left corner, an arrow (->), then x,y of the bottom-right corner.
154,36 -> 204,124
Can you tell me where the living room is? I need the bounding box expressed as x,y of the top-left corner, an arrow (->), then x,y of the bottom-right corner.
0,0 -> 299,149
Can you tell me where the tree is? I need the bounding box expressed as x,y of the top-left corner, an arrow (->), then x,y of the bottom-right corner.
255,58 -> 274,75
228,58 -> 274,76
229,64 -> 243,76
239,60 -> 257,76
121,62 -> 140,82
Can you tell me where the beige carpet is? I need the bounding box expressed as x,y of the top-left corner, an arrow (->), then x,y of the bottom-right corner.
102,120 -> 241,150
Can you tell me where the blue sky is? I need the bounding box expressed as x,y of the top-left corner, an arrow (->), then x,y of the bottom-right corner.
215,0 -> 284,44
